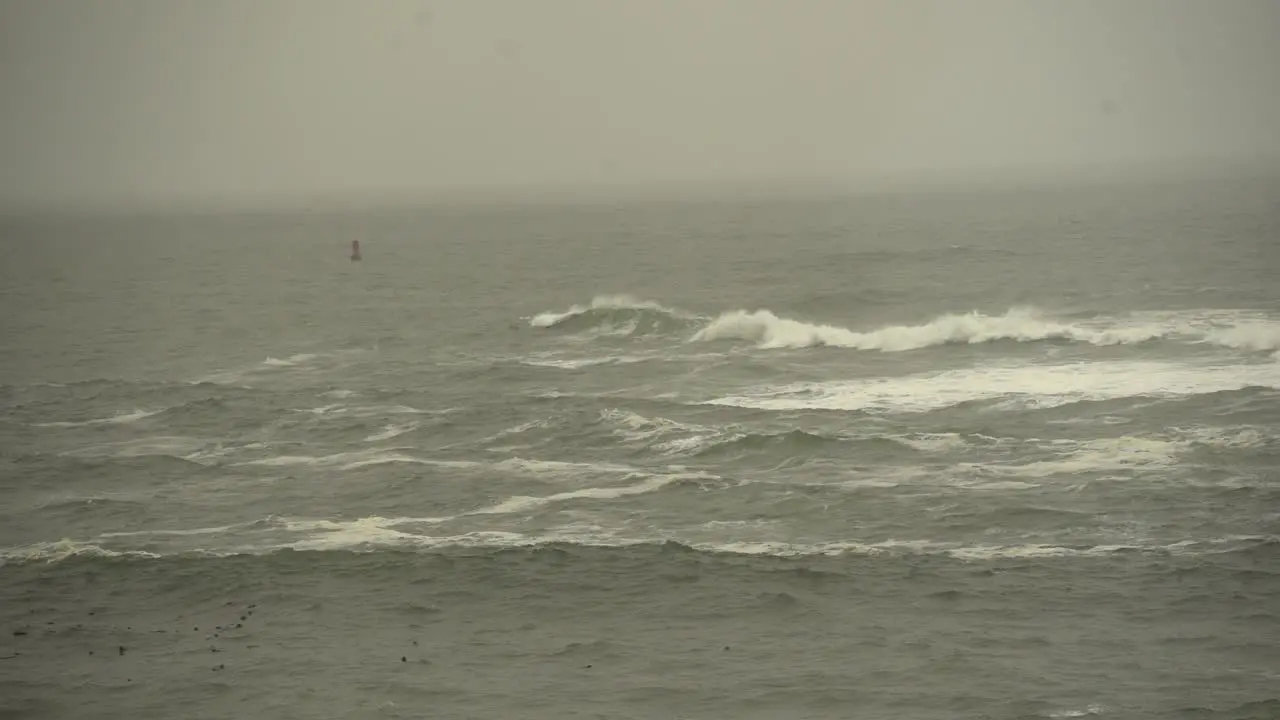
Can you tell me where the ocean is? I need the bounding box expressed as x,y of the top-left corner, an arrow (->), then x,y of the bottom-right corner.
1,175 -> 1277,719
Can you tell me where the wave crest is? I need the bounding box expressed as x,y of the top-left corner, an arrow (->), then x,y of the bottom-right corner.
529,294 -> 698,336
528,295 -> 1280,354
691,307 -> 1163,351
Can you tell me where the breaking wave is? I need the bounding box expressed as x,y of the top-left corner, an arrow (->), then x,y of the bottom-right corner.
530,296 -> 1280,354
1206,322 -> 1280,356
690,306 -> 1168,350
528,294 -> 700,336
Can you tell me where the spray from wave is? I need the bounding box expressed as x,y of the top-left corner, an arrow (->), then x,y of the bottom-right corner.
1205,322 -> 1280,358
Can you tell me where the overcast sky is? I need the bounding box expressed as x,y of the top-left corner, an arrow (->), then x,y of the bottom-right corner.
1,0 -> 1277,210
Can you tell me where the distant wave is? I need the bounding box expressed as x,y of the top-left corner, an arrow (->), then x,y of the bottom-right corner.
528,294 -> 700,337
530,295 -> 1280,354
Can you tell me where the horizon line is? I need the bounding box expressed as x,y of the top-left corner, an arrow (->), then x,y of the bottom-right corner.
3,156 -> 1277,219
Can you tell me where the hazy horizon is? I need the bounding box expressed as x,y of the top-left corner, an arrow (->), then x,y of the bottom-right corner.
3,0 -> 1278,213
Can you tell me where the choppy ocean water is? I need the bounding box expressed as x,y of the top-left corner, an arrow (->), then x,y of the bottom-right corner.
1,177 -> 1278,719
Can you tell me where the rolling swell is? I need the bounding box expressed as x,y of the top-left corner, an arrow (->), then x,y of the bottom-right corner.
690,428 -> 914,462
9,378 -> 267,409
445,401 -> 925,463
9,382 -> 280,432
2,452 -> 214,484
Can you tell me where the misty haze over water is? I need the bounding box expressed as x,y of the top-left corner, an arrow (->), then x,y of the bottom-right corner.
2,0 -> 1278,212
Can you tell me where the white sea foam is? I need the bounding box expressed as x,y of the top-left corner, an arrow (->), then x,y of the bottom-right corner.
491,457 -> 640,477
262,353 -> 319,367
59,436 -> 209,459
182,442 -> 268,463
195,349 -> 370,385
838,427 -> 1270,484
703,360 -> 1280,413
468,472 -> 686,516
520,354 -> 651,369
282,516 -> 424,551
602,408 -> 708,440
235,450 -> 647,478
0,539 -> 162,564
363,422 -> 420,442
1173,424 -> 1273,450
1048,704 -> 1106,718
966,436 -> 1186,479
690,306 -> 1169,351
340,453 -> 433,471
462,419 -> 553,452
600,409 -> 741,456
99,524 -> 244,539
236,448 -> 429,471
295,403 -> 439,419
299,404 -> 345,415
35,408 -> 161,428
892,432 -> 987,453
529,294 -> 694,328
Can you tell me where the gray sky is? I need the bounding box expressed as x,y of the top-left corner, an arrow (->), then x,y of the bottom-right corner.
2,0 -> 1278,210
